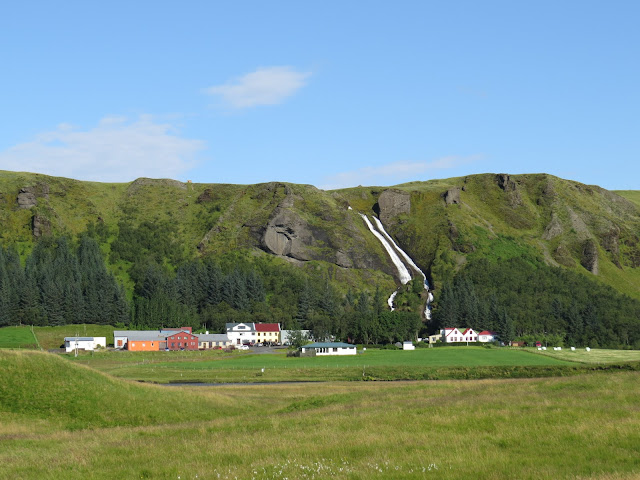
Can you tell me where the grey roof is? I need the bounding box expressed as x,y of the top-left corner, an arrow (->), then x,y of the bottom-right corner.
113,330 -> 184,342
196,334 -> 231,342
225,322 -> 256,332
64,337 -> 96,342
302,342 -> 356,349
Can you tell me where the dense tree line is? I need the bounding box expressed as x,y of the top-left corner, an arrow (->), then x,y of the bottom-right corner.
431,257 -> 640,348
0,237 -> 129,327
129,255 -> 422,344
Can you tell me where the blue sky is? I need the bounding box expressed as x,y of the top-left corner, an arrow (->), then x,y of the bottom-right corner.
1,1 -> 638,190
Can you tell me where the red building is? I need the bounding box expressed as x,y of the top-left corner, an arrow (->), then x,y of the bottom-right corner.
166,331 -> 199,350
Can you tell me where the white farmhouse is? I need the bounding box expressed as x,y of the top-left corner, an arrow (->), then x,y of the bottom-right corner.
300,342 -> 357,356
442,328 -> 463,343
226,323 -> 257,346
64,337 -> 106,353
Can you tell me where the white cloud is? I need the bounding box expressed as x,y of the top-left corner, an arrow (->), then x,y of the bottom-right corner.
320,156 -> 481,190
205,66 -> 311,108
0,116 -> 205,182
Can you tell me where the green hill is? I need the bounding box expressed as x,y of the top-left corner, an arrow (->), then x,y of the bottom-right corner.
1,170 -> 639,347
0,349 -> 234,430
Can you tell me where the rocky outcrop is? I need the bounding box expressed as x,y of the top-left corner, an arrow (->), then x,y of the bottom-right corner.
496,174 -> 516,191
378,189 -> 410,224
443,187 -> 461,205
17,184 -> 49,209
32,214 -> 51,237
542,213 -> 563,240
581,239 -> 599,274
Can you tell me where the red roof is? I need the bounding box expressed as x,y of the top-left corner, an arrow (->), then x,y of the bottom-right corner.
478,331 -> 497,336
255,323 -> 280,332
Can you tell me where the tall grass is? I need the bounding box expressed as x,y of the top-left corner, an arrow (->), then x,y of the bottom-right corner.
1,349 -> 639,479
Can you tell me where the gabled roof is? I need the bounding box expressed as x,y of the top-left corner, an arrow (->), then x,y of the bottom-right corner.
444,328 -> 461,337
460,328 -> 477,335
255,323 -> 280,332
478,331 -> 498,336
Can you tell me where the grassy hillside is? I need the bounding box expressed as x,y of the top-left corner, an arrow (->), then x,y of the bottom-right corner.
1,170 -> 639,339
0,350 -> 243,430
1,349 -> 639,479
616,190 -> 640,208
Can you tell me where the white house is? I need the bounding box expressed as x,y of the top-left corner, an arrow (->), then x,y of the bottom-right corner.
226,323 -> 257,345
477,331 -> 498,343
459,328 -> 478,342
300,342 -> 357,356
442,328 -> 463,343
64,337 -> 106,353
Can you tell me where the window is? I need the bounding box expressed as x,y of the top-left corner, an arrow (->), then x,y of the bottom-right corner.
143,343 -> 146,347
131,343 -> 135,347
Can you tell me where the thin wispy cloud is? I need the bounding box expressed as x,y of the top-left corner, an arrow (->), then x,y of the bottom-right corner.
320,156 -> 481,190
0,116 -> 205,182
205,66 -> 311,108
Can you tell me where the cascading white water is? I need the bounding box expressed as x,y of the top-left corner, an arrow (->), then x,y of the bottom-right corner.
372,217 -> 429,288
387,290 -> 398,311
361,213 -> 434,318
360,214 -> 411,284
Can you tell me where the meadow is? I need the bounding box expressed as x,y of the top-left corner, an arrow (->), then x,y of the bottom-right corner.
66,346 -> 640,384
1,349 -> 639,479
0,325 -> 38,348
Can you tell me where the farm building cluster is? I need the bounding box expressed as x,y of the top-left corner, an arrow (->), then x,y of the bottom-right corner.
111,323 -> 287,351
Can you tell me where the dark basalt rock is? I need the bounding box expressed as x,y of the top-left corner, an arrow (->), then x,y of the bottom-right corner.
581,239 -> 599,274
378,189 -> 411,224
32,214 -> 51,237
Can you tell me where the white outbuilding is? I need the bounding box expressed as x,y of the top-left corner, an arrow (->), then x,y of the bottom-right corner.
300,342 -> 357,356
64,337 -> 106,353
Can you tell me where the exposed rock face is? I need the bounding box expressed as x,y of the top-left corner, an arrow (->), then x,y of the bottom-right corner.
32,214 -> 51,237
601,225 -> 620,257
543,213 -> 563,240
443,187 -> 461,205
17,184 -> 49,209
581,239 -> 599,274
378,189 -> 410,224
496,174 -> 516,191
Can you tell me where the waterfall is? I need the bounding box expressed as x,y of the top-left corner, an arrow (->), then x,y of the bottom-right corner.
372,217 -> 429,289
360,212 -> 433,318
360,214 -> 411,284
388,290 -> 398,311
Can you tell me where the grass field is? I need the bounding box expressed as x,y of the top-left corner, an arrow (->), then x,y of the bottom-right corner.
527,347 -> 640,364
0,326 -> 38,349
33,324 -> 116,350
67,346 -> 640,384
1,349 -> 639,479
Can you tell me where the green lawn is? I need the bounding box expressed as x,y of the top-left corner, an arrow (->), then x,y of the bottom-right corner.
71,346 -> 596,383
0,326 -> 38,349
